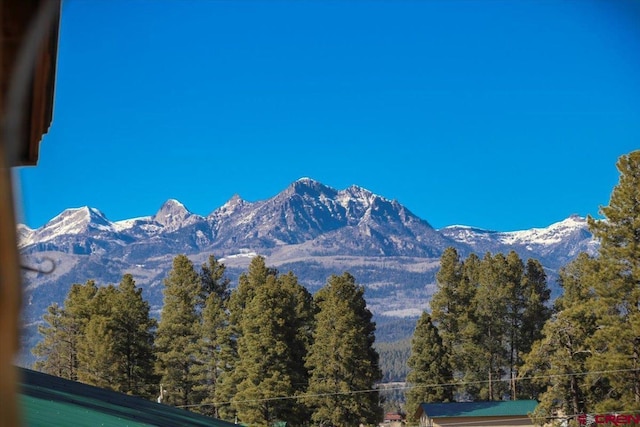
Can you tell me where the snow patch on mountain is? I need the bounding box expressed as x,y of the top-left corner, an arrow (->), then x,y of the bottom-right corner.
112,216 -> 154,232
19,207 -> 115,248
220,250 -> 260,261
498,215 -> 588,246
382,308 -> 424,318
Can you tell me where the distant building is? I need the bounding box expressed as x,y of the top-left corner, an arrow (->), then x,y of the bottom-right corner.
381,411 -> 406,427
416,400 -> 538,427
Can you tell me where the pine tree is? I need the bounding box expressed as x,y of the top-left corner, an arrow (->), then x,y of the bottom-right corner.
77,284 -> 118,388
586,150 -> 640,410
520,253 -> 600,425
33,280 -> 98,381
517,258 -> 551,399
520,258 -> 552,356
277,271 -> 315,423
474,253 -> 510,400
405,312 -> 453,422
215,255 -> 276,421
193,255 -> 231,417
155,254 -> 202,408
111,274 -> 157,397
431,247 -> 478,399
431,247 -> 464,349
233,274 -> 306,426
504,250 -> 525,400
305,273 -> 382,427
33,277 -> 156,397
455,252 -> 483,400
32,303 -> 72,378
199,254 -> 231,306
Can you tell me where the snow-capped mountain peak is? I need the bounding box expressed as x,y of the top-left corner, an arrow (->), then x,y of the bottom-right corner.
286,177 -> 337,199
45,206 -> 112,234
152,199 -> 199,230
154,199 -> 188,216
18,206 -> 115,248
499,215 -> 589,246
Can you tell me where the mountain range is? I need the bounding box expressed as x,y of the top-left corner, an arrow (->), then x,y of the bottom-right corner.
18,177 -> 598,353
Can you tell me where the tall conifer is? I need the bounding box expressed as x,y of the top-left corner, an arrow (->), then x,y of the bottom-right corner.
77,284 -> 118,388
233,274 -> 310,425
474,253 -> 510,400
32,303 -> 72,378
587,150 -> 640,410
405,312 -> 453,421
215,255 -> 276,421
520,253 -> 600,424
193,255 -> 231,417
33,280 -> 98,381
155,254 -> 202,407
111,274 -> 157,397
305,273 -> 382,427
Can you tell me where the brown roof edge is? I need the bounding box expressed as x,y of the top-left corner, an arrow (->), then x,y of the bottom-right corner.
22,0 -> 60,166
2,0 -> 61,166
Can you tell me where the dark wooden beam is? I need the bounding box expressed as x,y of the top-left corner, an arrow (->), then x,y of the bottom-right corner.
1,0 -> 60,166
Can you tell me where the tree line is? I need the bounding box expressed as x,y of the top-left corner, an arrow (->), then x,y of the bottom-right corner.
403,247 -> 552,419
33,255 -> 383,427
404,150 -> 640,426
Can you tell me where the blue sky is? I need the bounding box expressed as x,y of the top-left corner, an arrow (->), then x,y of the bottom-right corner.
16,0 -> 640,232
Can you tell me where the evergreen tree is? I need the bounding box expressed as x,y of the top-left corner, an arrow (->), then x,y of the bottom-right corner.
517,258 -> 552,399
193,256 -> 231,417
33,280 -> 98,381
215,255 -> 276,421
431,247 -> 478,399
375,339 -> 412,382
32,303 -> 72,378
520,258 -> 552,356
474,253 -> 510,400
77,284 -> 118,388
587,150 -> 640,410
305,273 -> 382,427
233,274 -> 310,426
504,250 -> 525,400
277,271 -> 315,423
33,277 -> 156,397
431,247 -> 464,349
199,254 -> 231,307
111,274 -> 157,397
455,252 -> 483,400
155,254 -> 202,408
405,312 -> 453,422
520,253 -> 600,426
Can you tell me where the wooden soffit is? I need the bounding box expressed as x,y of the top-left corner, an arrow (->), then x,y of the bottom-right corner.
1,0 -> 61,166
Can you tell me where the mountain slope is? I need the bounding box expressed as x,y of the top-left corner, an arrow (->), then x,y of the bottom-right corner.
18,178 -> 596,351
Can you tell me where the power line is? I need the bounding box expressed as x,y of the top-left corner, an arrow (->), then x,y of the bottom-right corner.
174,367 -> 640,409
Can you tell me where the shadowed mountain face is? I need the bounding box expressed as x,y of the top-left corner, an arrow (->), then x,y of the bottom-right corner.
18,178 -> 597,351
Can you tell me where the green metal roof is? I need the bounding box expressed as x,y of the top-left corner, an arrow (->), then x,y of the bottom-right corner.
419,400 -> 538,418
18,368 -> 236,427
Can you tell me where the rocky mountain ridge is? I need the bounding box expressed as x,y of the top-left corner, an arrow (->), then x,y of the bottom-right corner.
18,178 -> 597,346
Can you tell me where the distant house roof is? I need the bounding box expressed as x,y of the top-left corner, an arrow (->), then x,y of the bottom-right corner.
384,412 -> 404,421
19,368 -> 236,427
418,400 -> 538,419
